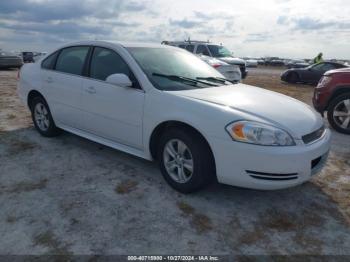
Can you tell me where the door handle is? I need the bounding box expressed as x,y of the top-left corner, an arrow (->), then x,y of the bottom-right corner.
46,77 -> 53,83
86,86 -> 96,94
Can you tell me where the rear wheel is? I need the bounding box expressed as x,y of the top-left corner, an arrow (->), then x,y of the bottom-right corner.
327,93 -> 350,134
30,96 -> 62,137
157,128 -> 215,193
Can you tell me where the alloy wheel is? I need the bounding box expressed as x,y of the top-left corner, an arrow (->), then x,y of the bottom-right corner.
34,102 -> 50,131
163,139 -> 194,183
333,99 -> 350,130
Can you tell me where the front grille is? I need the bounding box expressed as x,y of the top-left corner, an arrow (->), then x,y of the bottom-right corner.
246,170 -> 298,181
302,126 -> 325,144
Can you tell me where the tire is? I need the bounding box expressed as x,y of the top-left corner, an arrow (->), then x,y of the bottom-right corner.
30,96 -> 62,137
327,93 -> 350,134
288,72 -> 300,83
157,127 -> 215,193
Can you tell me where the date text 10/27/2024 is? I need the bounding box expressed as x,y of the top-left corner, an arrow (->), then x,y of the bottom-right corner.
127,256 -> 220,261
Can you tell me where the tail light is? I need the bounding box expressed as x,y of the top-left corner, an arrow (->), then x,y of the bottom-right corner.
212,64 -> 221,68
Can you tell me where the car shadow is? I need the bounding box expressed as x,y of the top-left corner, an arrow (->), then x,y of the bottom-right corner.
0,127 -> 349,255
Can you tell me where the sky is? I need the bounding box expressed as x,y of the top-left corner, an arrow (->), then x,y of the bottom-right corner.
0,0 -> 349,59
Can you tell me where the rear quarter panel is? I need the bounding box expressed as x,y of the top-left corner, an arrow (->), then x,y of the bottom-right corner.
17,63 -> 43,107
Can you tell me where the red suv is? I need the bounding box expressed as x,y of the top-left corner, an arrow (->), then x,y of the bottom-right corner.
313,67 -> 350,134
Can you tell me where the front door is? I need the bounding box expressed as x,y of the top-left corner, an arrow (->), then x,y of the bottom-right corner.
80,47 -> 144,149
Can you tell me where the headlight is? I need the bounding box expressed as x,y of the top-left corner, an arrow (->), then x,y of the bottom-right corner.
225,121 -> 295,146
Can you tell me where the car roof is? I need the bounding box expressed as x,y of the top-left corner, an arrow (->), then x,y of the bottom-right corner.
59,40 -> 172,49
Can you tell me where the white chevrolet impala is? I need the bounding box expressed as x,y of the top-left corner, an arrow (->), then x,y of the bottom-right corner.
17,41 -> 331,193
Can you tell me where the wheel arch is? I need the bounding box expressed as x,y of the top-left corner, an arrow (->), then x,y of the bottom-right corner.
326,86 -> 350,110
27,90 -> 46,109
149,120 -> 216,169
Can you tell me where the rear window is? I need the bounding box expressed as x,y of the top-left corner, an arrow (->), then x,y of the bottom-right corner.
55,46 -> 89,76
41,51 -> 59,70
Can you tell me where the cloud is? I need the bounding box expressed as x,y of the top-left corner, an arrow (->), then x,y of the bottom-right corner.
277,16 -> 289,25
292,17 -> 337,30
0,0 -> 148,45
0,0 -> 349,59
169,18 -> 203,29
244,33 -> 272,43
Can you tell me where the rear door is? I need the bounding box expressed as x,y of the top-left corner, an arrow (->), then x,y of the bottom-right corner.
41,46 -> 90,128
80,46 -> 144,148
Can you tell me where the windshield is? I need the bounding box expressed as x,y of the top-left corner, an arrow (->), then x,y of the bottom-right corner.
207,45 -> 232,58
127,47 -> 226,91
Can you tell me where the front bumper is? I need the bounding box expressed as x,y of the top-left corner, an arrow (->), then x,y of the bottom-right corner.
313,89 -> 330,115
210,128 -> 331,190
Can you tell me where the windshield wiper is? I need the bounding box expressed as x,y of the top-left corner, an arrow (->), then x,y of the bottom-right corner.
152,73 -> 218,86
196,76 -> 232,84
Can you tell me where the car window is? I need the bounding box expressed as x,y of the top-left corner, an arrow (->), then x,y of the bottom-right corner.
90,47 -> 136,83
196,45 -> 210,56
55,46 -> 89,75
186,45 -> 195,53
178,45 -> 186,49
311,63 -> 324,71
42,51 -> 59,70
207,45 -> 232,58
321,64 -> 335,71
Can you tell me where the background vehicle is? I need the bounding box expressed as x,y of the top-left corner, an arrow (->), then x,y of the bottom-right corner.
286,59 -> 310,69
199,55 -> 241,82
33,52 -> 48,62
162,40 -> 248,78
281,62 -> 348,85
263,57 -> 285,66
242,57 -> 258,68
0,50 -> 23,69
18,41 -> 330,193
21,52 -> 35,63
313,68 -> 350,134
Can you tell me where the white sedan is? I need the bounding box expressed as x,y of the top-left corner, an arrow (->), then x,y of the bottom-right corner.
18,41 -> 331,193
198,55 -> 241,83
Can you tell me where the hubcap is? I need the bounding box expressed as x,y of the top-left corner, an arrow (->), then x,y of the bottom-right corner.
163,139 -> 194,183
34,102 -> 50,131
333,99 -> 350,130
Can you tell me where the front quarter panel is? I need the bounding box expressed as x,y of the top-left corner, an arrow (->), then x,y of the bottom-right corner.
142,89 -> 244,159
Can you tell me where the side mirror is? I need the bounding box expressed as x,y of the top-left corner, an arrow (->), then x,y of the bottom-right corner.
106,73 -> 133,88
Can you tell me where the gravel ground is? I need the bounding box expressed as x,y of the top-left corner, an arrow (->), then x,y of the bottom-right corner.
0,68 -> 349,256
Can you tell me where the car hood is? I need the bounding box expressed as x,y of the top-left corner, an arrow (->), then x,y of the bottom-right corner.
218,57 -> 246,65
171,84 -> 323,138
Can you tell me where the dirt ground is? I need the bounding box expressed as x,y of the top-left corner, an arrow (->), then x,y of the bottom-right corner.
0,67 -> 350,256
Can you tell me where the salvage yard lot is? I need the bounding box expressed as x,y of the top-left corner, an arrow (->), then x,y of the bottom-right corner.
0,68 -> 350,255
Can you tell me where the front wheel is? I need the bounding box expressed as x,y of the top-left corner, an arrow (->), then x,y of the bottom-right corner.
327,93 -> 350,134
30,96 -> 62,137
287,72 -> 300,83
157,128 -> 215,193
